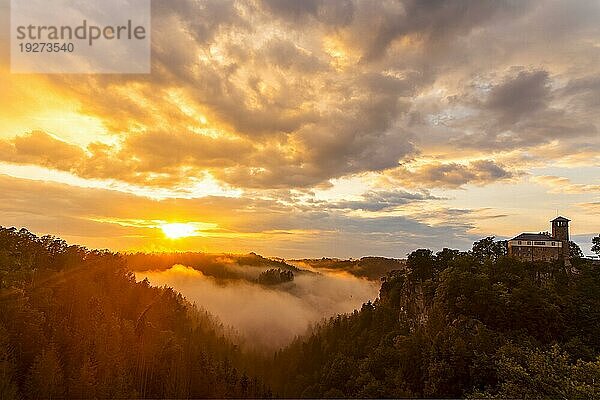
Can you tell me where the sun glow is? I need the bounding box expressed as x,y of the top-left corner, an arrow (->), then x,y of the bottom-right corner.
161,223 -> 199,239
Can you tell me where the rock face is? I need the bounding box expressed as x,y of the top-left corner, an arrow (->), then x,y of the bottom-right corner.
380,269 -> 432,331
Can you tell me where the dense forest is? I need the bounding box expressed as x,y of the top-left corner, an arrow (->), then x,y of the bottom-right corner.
125,252 -> 301,278
0,227 -> 271,399
1,226 -> 600,399
266,241 -> 600,398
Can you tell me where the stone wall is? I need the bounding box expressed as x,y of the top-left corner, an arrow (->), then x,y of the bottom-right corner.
509,245 -> 560,262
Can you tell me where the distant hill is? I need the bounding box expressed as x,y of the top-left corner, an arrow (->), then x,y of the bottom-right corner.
289,256 -> 406,280
125,251 -> 305,282
3,227 -> 599,399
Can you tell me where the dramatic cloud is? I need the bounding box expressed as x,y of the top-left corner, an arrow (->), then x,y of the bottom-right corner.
0,130 -> 253,187
1,130 -> 85,170
444,68 -> 598,152
2,0 -> 598,191
0,0 -> 598,256
486,70 -> 551,124
0,174 -> 479,257
380,160 -> 516,189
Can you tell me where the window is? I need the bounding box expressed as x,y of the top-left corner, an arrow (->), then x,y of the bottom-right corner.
552,241 -> 556,246
518,241 -> 522,245
534,241 -> 545,245
527,241 -> 531,245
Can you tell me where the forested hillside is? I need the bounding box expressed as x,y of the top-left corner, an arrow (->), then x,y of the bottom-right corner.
126,252 -> 302,277
0,227 -> 271,399
2,226 -> 600,399
266,241 -> 600,398
289,257 -> 405,280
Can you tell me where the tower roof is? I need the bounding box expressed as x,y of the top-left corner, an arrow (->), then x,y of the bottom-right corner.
551,216 -> 570,222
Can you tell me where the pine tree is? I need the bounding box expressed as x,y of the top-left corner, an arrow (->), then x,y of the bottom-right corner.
0,326 -> 18,400
26,346 -> 64,400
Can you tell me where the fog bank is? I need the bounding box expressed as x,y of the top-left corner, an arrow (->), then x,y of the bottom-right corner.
136,265 -> 379,349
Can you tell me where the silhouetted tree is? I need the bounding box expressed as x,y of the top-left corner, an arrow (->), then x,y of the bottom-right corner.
471,236 -> 507,262
407,249 -> 435,281
4,226 -> 600,399
0,326 -> 18,400
570,241 -> 584,259
266,243 -> 599,398
258,268 -> 294,285
26,347 -> 64,400
0,227 -> 270,399
591,235 -> 600,256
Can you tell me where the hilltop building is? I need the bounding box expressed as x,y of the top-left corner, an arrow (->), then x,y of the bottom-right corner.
508,216 -> 570,263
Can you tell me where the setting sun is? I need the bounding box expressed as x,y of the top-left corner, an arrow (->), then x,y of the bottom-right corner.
161,223 -> 198,239
1,1 -> 599,398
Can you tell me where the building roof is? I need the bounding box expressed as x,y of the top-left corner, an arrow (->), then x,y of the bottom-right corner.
551,216 -> 570,222
510,233 -> 555,241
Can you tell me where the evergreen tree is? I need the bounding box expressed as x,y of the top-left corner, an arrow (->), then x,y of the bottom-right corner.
26,347 -> 64,400
591,234 -> 600,256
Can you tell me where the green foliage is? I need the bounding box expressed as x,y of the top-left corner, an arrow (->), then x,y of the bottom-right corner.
257,268 -> 294,285
470,344 -> 600,399
471,236 -> 507,262
570,241 -> 584,259
0,227 -> 270,399
265,240 -> 600,398
3,227 -> 599,399
0,326 -> 19,400
406,249 -> 435,281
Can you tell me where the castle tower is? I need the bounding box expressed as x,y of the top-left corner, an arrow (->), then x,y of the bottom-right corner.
551,216 -> 570,262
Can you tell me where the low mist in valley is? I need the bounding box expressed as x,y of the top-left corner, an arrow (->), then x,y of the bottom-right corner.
3,228 -> 599,399
136,263 -> 380,349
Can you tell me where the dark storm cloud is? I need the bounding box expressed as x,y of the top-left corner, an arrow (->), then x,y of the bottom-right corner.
448,68 -> 598,151
2,0 -> 598,192
260,0 -> 354,26
260,0 -> 529,61
486,70 -> 551,124
354,0 -> 522,61
206,68 -> 422,188
153,0 -> 247,45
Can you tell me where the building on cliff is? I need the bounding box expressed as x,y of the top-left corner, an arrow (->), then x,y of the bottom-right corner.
507,216 -> 570,263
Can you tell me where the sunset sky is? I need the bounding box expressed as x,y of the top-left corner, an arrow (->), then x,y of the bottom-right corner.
0,0 -> 598,257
